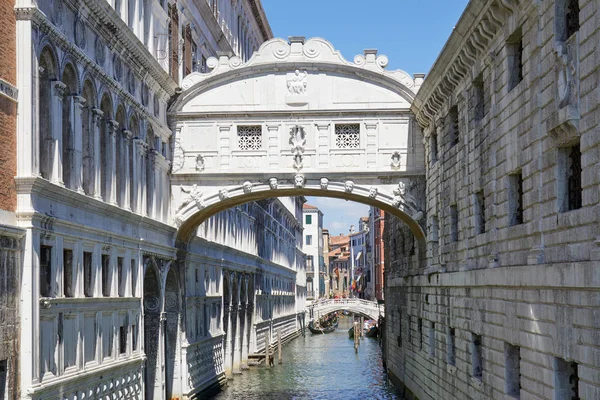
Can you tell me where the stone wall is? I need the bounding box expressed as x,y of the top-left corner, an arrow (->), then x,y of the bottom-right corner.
386,0 -> 600,399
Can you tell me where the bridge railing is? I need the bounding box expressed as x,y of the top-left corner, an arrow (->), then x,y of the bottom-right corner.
306,298 -> 383,318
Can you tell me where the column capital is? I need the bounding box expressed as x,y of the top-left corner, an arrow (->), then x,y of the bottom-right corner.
108,119 -> 119,134
52,81 -> 68,100
92,108 -> 104,127
123,130 -> 133,142
72,95 -> 86,107
135,139 -> 148,156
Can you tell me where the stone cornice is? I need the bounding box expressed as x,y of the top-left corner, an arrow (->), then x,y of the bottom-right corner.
247,0 -> 273,42
19,6 -> 172,133
411,0 -> 516,128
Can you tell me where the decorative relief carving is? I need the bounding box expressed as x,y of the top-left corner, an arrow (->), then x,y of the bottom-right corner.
177,184 -> 205,214
303,41 -> 321,59
294,174 -> 305,189
368,187 -> 378,198
242,181 -> 253,194
172,140 -> 184,172
289,125 -> 306,170
195,154 -> 205,171
268,178 -> 278,190
272,41 -> 291,59
390,151 -> 402,169
95,37 -> 105,66
344,180 -> 354,193
74,15 -> 86,49
555,42 -> 577,109
219,189 -> 229,200
320,177 -> 329,190
287,70 -> 308,95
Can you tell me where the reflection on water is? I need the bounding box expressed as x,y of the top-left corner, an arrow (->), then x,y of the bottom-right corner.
210,316 -> 399,400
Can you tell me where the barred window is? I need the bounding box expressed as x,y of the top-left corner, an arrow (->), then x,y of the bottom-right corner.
237,126 -> 262,150
335,124 -> 360,149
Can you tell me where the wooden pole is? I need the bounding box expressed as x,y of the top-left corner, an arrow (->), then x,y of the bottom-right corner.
266,331 -> 270,367
354,322 -> 359,353
278,329 -> 282,364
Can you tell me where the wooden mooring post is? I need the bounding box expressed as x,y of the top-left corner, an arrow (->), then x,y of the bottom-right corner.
278,329 -> 283,364
266,331 -> 271,367
354,322 -> 359,353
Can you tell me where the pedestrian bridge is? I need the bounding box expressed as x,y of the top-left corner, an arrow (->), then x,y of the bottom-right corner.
307,298 -> 384,321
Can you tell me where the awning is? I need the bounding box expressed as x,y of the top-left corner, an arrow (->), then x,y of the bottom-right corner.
355,251 -> 362,261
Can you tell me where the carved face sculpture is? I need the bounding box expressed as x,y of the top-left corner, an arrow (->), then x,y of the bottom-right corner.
269,178 -> 278,190
344,180 -> 354,193
368,187 -> 378,198
320,178 -> 329,190
219,189 -> 229,200
242,181 -> 253,194
294,174 -> 305,188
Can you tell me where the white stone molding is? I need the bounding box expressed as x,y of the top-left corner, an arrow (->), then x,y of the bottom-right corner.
91,108 -> 104,200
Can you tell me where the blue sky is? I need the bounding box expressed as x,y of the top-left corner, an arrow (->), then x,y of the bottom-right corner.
261,0 -> 469,233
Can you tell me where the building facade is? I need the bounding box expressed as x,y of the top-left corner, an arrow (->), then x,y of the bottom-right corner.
385,0 -> 600,399
303,203 -> 323,300
368,207 -> 385,301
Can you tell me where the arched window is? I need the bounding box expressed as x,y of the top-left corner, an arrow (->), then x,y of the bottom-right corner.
38,47 -> 57,180
99,93 -> 113,201
61,64 -> 78,189
81,80 -> 96,196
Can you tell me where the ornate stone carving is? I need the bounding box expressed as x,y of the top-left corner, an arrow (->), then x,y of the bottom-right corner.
172,140 -> 184,172
294,174 -> 305,189
74,15 -> 86,49
289,125 -> 306,170
390,151 -> 402,169
268,177 -> 278,190
95,37 -> 106,66
344,180 -> 354,193
287,70 -> 307,95
195,154 -> 205,171
320,177 -> 329,190
219,189 -> 229,200
177,184 -> 205,213
555,42 -> 577,109
368,187 -> 378,199
242,181 -> 253,194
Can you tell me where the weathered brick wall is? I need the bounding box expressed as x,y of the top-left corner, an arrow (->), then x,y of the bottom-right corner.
0,0 -> 16,212
0,235 -> 20,400
386,1 -> 600,399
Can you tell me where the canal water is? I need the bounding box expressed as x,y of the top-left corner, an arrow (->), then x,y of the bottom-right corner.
210,316 -> 399,400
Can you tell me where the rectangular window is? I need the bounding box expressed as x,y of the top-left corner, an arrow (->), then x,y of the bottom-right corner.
0,359 -> 6,400
103,314 -> 113,358
557,0 -> 580,42
509,172 -> 524,226
168,4 -> 179,84
306,235 -> 313,246
117,257 -> 124,297
397,311 -> 402,347
305,214 -> 312,225
559,144 -> 582,212
119,325 -> 127,355
63,249 -> 73,297
183,24 -> 193,77
407,315 -> 412,345
237,126 -> 262,150
449,106 -> 459,147
507,28 -> 523,91
554,357 -> 578,400
430,131 -> 438,165
447,327 -> 456,366
474,73 -> 487,121
471,333 -> 483,380
40,245 -> 52,297
475,191 -> 486,234
131,259 -> 137,297
505,343 -> 521,397
63,315 -> 77,369
429,322 -> 436,357
335,124 -> 360,149
450,205 -> 458,242
83,252 -> 93,297
102,255 -> 111,297
84,314 -> 96,364
132,322 -> 138,351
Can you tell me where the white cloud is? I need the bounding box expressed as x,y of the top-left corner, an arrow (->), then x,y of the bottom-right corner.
306,197 -> 369,234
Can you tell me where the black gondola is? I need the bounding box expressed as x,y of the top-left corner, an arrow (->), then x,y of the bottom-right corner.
308,320 -> 336,334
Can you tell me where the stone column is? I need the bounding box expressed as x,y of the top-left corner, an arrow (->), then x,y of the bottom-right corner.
224,305 -> 233,377
50,81 -> 67,185
107,120 -> 119,205
315,123 -> 330,169
146,150 -> 156,218
92,109 -> 103,200
130,137 -> 141,214
72,95 -> 86,193
233,304 -> 242,374
123,130 -> 132,211
136,140 -> 148,216
240,302 -> 248,368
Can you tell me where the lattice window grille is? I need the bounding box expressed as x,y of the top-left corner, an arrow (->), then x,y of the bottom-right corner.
237,126 -> 262,150
335,124 -> 360,149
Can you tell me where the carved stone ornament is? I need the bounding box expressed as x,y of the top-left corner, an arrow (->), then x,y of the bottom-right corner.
390,151 -> 401,169
74,15 -> 86,49
113,55 -> 123,82
293,154 -> 303,170
242,181 -> 253,194
320,177 -> 329,190
555,42 -> 576,109
344,180 -> 354,193
269,177 -> 278,190
294,174 -> 305,189
287,70 -> 308,95
95,37 -> 106,66
219,189 -> 229,200
171,140 -> 184,172
195,154 -> 205,171
368,187 -> 378,199
177,184 -> 205,213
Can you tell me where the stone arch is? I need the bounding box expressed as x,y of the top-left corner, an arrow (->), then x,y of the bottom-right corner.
61,63 -> 78,189
81,79 -> 96,195
99,92 -> 113,201
38,45 -> 58,179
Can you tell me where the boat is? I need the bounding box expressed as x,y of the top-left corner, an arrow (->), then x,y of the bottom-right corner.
348,326 -> 354,339
308,320 -> 336,334
363,319 -> 379,338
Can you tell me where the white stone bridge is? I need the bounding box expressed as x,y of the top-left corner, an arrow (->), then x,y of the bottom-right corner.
306,298 -> 384,321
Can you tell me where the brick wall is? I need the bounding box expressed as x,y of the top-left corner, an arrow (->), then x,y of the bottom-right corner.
386,1 -> 600,399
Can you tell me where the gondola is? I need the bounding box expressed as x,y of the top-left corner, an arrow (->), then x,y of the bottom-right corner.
308,320 -> 336,334
364,319 -> 379,338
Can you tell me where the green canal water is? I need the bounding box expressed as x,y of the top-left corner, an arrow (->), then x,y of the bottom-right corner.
210,316 -> 399,400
